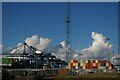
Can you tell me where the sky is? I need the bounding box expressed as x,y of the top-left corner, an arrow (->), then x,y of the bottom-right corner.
1,0 -> 120,2
0,1 -> 2,44
2,2 -> 118,54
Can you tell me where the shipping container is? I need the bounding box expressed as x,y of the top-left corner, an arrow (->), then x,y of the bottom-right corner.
95,60 -> 98,63
73,60 -> 78,63
66,59 -> 115,73
106,60 -> 109,63
88,60 -> 91,63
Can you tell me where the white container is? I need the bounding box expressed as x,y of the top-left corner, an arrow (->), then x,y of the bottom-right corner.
83,64 -> 86,66
71,60 -> 73,63
103,70 -> 106,72
83,66 -> 86,69
109,66 -> 112,69
66,66 -> 68,69
80,63 -> 83,66
78,60 -> 80,63
69,63 -> 71,67
86,60 -> 88,63
106,63 -> 109,66
76,63 -> 78,66
98,66 -> 100,69
80,60 -> 82,63
91,60 -> 93,63
93,63 -> 96,66
68,66 -> 71,69
95,60 -> 98,63
73,63 -> 76,66
76,66 -> 78,69
76,70 -> 79,73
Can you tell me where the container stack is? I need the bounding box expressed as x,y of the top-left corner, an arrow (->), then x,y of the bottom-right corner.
66,59 -> 115,73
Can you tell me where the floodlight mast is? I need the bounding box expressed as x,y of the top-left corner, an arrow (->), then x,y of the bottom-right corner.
65,0 -> 71,63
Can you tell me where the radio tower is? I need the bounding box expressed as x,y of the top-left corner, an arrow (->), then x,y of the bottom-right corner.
65,0 -> 71,63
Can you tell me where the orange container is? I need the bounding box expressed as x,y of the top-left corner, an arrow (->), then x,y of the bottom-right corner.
71,63 -> 73,67
96,66 -> 98,69
106,60 -> 109,63
96,63 -> 98,66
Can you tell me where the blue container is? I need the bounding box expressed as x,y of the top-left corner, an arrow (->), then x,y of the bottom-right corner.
103,60 -> 106,66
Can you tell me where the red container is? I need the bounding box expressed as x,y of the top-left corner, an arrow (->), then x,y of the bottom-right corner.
93,60 -> 95,63
98,60 -> 101,63
88,60 -> 91,63
71,66 -> 74,69
106,66 -> 109,69
86,63 -> 89,69
109,63 -> 112,66
80,66 -> 83,69
86,66 -> 88,69
14,58 -> 17,62
112,66 -> 113,69
101,60 -> 104,66
73,60 -> 78,63
93,66 -> 96,69
101,63 -> 103,66
89,63 -> 93,69
73,66 -> 76,69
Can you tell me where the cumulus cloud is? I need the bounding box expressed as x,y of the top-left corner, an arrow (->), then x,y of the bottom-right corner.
11,35 -> 51,54
11,38 -> 67,61
36,37 -> 51,51
50,32 -> 114,61
73,32 -> 113,60
25,35 -> 40,47
9,32 -> 115,61
11,43 -> 24,54
52,41 -> 66,60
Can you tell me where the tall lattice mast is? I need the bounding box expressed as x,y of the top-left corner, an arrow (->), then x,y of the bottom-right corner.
65,0 -> 71,63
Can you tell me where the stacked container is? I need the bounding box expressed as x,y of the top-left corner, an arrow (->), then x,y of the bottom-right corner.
66,59 -> 115,73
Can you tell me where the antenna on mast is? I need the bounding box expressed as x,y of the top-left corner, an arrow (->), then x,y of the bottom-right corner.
65,0 -> 71,63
